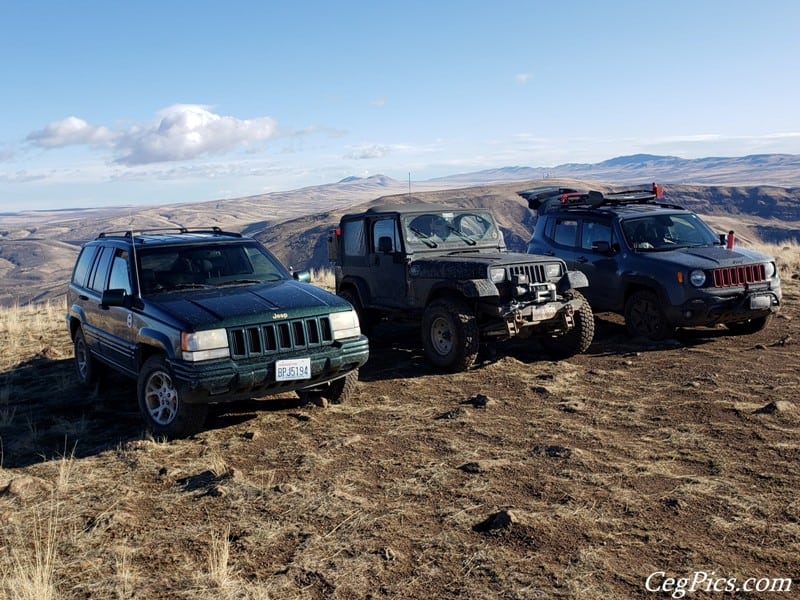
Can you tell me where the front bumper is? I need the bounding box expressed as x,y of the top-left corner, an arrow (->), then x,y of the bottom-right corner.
168,335 -> 369,404
665,286 -> 781,327
480,296 -> 584,338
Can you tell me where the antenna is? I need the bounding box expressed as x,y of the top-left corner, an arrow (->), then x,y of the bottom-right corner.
408,172 -> 411,194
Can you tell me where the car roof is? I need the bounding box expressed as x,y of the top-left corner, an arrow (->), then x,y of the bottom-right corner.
94,227 -> 245,246
342,203 -> 492,220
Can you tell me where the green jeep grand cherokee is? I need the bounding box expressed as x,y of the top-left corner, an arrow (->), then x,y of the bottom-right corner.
66,227 -> 369,438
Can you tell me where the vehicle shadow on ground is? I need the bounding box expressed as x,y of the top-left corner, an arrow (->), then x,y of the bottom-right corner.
1,356 -> 340,469
0,356 -> 143,468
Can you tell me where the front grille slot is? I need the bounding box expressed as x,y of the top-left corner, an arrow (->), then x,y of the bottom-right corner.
229,316 -> 334,359
711,264 -> 766,288
508,264 -> 547,283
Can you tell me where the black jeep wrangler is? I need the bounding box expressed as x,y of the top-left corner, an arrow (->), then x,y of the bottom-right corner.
66,227 -> 369,437
519,185 -> 782,339
328,204 -> 594,371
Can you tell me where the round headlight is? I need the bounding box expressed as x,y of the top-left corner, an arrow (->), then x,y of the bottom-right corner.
689,270 -> 706,287
764,262 -> 776,279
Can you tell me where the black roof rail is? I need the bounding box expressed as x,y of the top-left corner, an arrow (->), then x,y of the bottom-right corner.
97,226 -> 242,239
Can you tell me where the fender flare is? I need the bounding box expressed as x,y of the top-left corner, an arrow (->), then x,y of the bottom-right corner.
558,271 -> 589,293
138,327 -> 177,361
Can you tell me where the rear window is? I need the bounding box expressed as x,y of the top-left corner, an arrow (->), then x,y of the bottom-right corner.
72,246 -> 99,287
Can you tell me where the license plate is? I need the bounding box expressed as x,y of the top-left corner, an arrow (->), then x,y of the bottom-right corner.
275,358 -> 311,381
749,294 -> 772,310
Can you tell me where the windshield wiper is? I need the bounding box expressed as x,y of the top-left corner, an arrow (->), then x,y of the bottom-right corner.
408,227 -> 438,248
170,282 -> 212,290
447,226 -> 477,246
218,278 -> 265,286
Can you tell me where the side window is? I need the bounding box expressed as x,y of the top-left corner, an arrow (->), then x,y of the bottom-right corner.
342,219 -> 367,257
72,246 -> 99,287
581,220 -> 612,251
551,218 -> 579,248
89,247 -> 114,293
372,218 -> 400,253
108,250 -> 132,294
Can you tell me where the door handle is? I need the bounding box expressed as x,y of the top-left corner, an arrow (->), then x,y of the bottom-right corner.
79,294 -> 89,301
576,256 -> 588,263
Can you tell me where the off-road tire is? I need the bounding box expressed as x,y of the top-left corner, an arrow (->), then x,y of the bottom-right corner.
540,290 -> 595,358
624,290 -> 673,340
73,327 -> 103,386
724,314 -> 773,335
297,369 -> 359,405
421,298 -> 479,372
339,288 -> 372,336
137,355 -> 208,438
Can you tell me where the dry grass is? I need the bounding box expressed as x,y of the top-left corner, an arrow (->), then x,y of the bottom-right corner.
0,273 -> 798,598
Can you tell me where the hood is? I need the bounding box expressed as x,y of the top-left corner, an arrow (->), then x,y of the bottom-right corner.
145,280 -> 350,329
410,252 -> 563,280
638,245 -> 774,269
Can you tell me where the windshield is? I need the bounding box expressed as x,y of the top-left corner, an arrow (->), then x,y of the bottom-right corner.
402,210 -> 501,249
137,241 -> 290,293
621,213 -> 719,251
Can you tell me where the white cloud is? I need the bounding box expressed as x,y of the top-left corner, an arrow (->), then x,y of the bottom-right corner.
24,105 -> 278,165
370,97 -> 387,107
27,116 -> 116,148
345,144 -> 390,159
515,73 -> 531,85
114,104 -> 278,165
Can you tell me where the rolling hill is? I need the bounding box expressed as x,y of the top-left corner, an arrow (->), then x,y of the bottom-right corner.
1,154 -> 800,307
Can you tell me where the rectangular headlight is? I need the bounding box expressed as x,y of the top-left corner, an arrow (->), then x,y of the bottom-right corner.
545,263 -> 563,279
181,329 -> 230,361
330,309 -> 361,340
490,267 -> 506,283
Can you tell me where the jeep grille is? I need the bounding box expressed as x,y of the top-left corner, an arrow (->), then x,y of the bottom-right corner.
228,317 -> 334,358
508,264 -> 548,284
711,264 -> 767,288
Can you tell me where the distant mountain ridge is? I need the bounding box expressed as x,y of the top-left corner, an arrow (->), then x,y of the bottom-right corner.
433,153 -> 800,187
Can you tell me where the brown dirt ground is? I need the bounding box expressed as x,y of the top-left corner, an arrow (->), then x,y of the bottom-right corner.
0,282 -> 798,599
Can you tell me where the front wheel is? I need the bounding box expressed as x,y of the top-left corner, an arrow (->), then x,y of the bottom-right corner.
297,369 -> 359,405
421,298 -> 479,372
137,355 -> 208,438
624,290 -> 673,340
724,314 -> 772,335
540,291 -> 595,358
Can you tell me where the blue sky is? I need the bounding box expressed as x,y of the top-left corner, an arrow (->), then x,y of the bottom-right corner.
2,0 -> 799,211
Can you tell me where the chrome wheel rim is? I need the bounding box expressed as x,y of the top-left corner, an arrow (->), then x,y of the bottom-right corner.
144,370 -> 178,425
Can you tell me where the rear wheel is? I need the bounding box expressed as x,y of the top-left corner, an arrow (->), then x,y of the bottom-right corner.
339,289 -> 372,336
540,290 -> 595,358
624,290 -> 673,340
724,314 -> 772,335
137,355 -> 208,438
73,327 -> 103,386
421,298 -> 479,372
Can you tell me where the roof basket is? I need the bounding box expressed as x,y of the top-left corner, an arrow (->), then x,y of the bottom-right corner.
518,183 -> 664,213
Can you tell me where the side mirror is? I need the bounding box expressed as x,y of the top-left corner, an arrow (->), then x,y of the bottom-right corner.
293,269 -> 311,283
101,288 -> 128,307
591,241 -> 612,254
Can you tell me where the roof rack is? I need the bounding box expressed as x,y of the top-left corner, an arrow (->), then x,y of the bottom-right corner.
98,226 -> 242,239
518,183 -> 669,213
